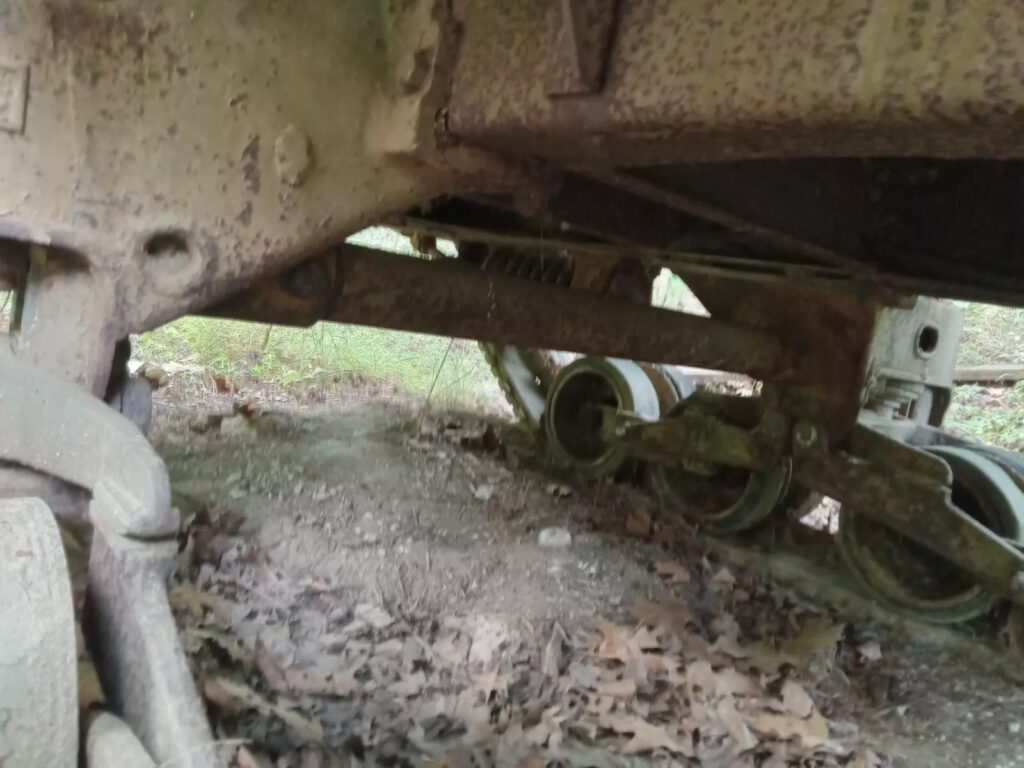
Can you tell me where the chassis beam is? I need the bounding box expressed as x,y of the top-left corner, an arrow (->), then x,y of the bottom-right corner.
209,244 -> 793,382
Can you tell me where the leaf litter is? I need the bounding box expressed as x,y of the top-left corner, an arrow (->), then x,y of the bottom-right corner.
173,517 -> 867,767
152,397 -> 1024,768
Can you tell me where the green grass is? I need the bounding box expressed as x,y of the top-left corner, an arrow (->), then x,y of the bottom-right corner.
945,383 -> 1024,451
942,301 -> 1024,450
136,316 -> 500,408
956,301 -> 1024,367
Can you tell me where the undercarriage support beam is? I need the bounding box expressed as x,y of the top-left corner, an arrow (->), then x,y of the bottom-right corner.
208,245 -> 793,382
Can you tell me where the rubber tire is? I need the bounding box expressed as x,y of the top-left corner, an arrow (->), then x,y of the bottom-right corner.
838,446 -> 1024,624
0,497 -> 78,768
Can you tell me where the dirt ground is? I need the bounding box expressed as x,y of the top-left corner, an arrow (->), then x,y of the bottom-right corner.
152,380 -> 1024,768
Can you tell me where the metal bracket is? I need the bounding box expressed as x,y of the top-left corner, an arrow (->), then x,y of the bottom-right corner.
793,422 -> 1024,603
605,398 -> 788,472
545,0 -> 618,96
0,351 -> 216,766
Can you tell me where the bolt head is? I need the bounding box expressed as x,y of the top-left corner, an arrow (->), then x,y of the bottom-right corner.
794,422 -> 817,447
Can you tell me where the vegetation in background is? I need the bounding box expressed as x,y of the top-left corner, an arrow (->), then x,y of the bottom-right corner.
134,232 -> 1024,447
945,383 -> 1024,451
137,317 -> 502,409
942,302 -> 1024,449
956,301 -> 1024,367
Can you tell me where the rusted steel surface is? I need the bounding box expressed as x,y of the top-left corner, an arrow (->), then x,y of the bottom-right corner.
209,245 -> 792,381
0,348 -> 174,538
87,517 -> 216,768
794,423 -> 1024,603
0,347 -> 214,765
447,1 -> 1024,162
683,273 -> 880,438
0,0 -> 477,344
544,0 -> 618,96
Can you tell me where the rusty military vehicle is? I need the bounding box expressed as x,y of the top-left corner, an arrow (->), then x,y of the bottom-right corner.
2,2 -> 1024,764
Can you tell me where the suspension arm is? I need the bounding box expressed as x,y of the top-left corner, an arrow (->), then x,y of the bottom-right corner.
793,423 -> 1024,604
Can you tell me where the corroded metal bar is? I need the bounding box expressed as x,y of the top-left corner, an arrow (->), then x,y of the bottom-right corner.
211,245 -> 791,380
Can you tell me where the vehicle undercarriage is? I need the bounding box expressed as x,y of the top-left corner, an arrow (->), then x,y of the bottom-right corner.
2,1 -> 1024,764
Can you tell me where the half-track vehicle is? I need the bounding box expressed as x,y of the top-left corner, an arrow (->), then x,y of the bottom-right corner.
1,2 -> 1024,764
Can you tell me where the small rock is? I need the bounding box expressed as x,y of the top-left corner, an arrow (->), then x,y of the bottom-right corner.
857,641 -> 883,662
625,510 -> 651,538
472,483 -> 496,502
538,527 -> 572,548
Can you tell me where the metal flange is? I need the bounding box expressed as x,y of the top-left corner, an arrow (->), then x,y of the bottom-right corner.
648,442 -> 791,536
544,356 -> 661,477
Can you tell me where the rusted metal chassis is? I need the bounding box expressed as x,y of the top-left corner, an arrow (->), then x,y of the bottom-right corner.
447,1 -> 1024,163
0,0 -> 490,393
210,243 -> 799,382
2,0 -> 1024,396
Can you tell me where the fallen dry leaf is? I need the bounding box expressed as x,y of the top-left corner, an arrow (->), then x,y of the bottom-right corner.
780,680 -> 815,719
684,660 -> 718,699
473,670 -> 509,694
590,621 -> 636,663
204,676 -> 324,742
653,560 -> 690,584
625,509 -> 652,538
598,713 -> 693,757
598,677 -> 637,698
749,710 -> 829,749
717,698 -> 759,752
710,632 -> 750,660
713,666 -> 760,698
390,671 -> 427,697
